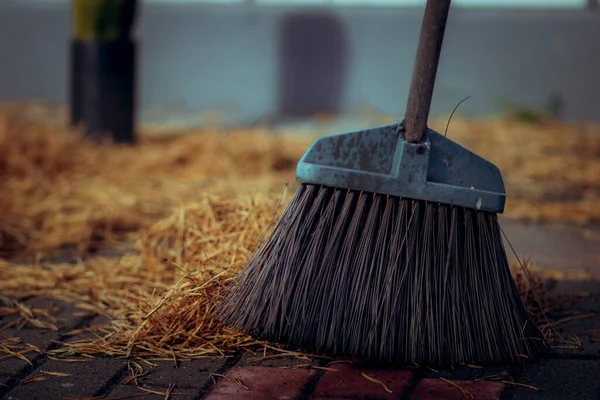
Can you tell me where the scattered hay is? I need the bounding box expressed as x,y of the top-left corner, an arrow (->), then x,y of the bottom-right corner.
1,193 -> 292,360
512,260 -> 557,325
0,200 -> 568,363
0,334 -> 42,366
1,104 -> 600,365
1,107 -> 600,258
0,298 -> 59,331
0,107 -> 311,256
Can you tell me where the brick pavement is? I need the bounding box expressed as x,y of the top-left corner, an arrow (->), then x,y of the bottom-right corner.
1,293 -> 599,400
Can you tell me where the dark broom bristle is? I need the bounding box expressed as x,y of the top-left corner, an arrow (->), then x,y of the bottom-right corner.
218,184 -> 546,366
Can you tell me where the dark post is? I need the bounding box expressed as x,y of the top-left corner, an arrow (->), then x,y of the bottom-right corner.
69,0 -> 138,144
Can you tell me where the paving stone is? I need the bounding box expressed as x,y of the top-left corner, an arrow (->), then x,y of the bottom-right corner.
545,312 -> 600,357
60,314 -> 112,343
0,328 -> 59,376
582,292 -> 600,307
1,301 -> 23,327
76,314 -> 111,330
6,249 -> 79,266
0,300 -> 101,377
1,297 -> 87,335
205,366 -> 314,400
134,358 -> 228,389
0,353 -> 35,377
409,378 -> 506,400
21,298 -> 85,331
311,363 -> 415,399
88,242 -> 135,259
0,376 -> 12,388
503,359 -> 600,400
106,383 -> 198,400
554,281 -> 600,295
562,293 -> 600,311
3,357 -> 125,400
1,327 -> 61,350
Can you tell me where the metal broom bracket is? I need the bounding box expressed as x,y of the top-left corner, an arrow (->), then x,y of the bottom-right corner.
296,124 -> 506,213
296,0 -> 506,213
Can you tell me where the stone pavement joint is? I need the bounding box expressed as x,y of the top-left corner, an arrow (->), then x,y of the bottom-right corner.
91,361 -> 129,398
195,352 -> 242,397
0,329 -> 59,378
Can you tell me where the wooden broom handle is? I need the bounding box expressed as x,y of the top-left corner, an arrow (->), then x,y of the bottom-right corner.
403,0 -> 452,143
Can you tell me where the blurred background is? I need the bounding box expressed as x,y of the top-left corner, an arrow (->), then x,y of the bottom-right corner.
0,0 -> 599,285
0,0 -> 598,131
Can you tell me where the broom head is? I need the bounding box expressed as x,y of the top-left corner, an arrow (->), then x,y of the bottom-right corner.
218,122 -> 546,366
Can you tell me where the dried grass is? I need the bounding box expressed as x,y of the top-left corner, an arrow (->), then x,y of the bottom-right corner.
0,108 -> 309,256
0,194 -> 289,360
1,105 -> 599,363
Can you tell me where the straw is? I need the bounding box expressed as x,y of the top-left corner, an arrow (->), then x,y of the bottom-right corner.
1,103 -> 599,365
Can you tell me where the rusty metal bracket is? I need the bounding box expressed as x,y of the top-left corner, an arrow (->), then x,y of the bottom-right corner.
296,121 -> 506,213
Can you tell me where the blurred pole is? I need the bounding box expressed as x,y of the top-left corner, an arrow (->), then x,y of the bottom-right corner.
70,0 -> 138,144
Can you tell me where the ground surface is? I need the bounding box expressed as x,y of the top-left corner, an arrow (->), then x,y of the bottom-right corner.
2,110 -> 600,399
1,219 -> 599,400
501,219 -> 600,283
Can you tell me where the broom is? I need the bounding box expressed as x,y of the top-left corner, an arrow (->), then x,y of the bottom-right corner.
218,0 -> 546,366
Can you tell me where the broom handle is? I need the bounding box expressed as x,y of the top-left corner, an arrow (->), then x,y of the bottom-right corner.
403,0 -> 452,143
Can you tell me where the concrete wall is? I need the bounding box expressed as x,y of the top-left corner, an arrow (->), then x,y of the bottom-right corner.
0,2 -> 599,124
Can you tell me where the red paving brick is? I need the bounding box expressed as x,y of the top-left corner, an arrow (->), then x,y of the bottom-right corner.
205,366 -> 315,400
410,378 -> 506,400
311,363 -> 415,399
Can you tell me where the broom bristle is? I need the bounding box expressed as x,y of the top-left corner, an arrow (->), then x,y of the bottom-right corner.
218,184 -> 546,366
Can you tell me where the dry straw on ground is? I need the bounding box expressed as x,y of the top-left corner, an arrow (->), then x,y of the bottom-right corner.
0,104 -> 599,362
